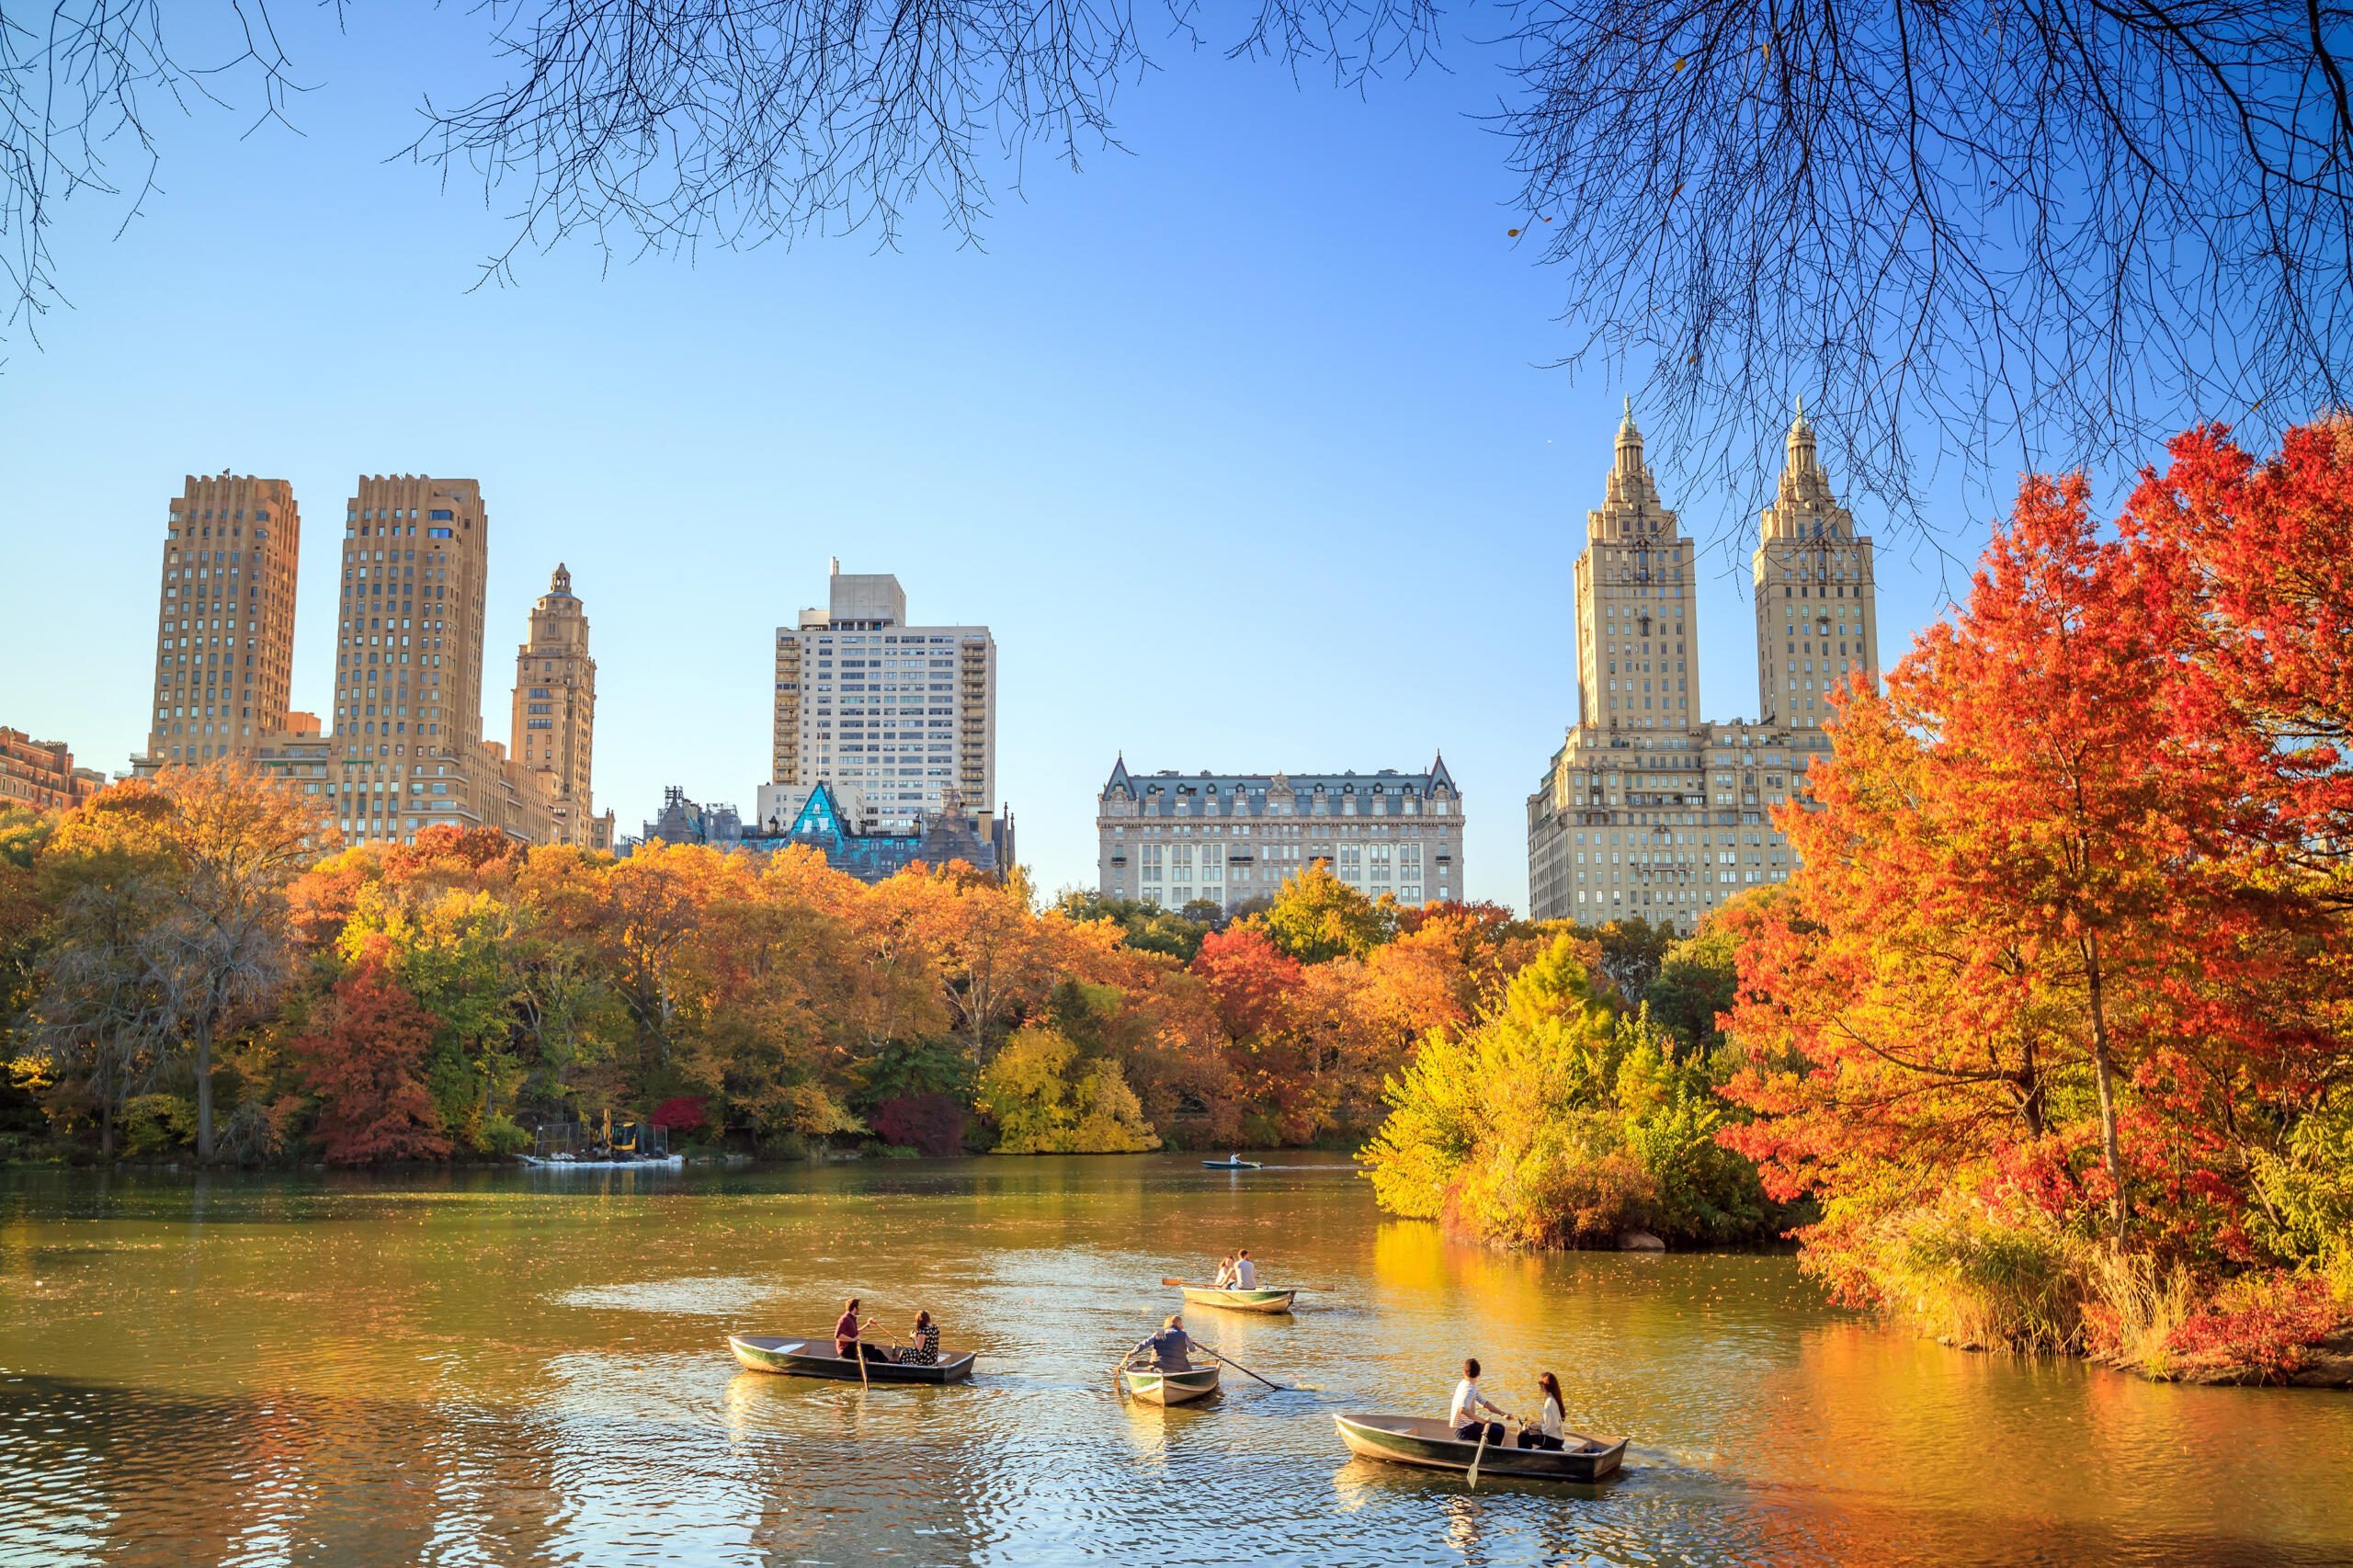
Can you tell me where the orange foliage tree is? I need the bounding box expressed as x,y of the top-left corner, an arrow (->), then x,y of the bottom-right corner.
1723,429 -> 2349,1341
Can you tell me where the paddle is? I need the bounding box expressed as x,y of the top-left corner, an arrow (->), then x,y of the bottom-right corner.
1193,1340 -> 1287,1392
1468,1423 -> 1491,1490
1158,1277 -> 1336,1293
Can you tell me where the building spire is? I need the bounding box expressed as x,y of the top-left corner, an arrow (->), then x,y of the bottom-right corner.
1615,397 -> 1644,473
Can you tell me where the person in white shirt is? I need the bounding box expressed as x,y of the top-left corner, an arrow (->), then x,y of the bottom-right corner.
1449,1357 -> 1508,1443
1515,1370 -> 1567,1451
1233,1250 -> 1257,1290
1211,1254 -> 1237,1289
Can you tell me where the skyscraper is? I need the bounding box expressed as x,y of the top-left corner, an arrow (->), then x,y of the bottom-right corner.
298,475 -> 565,846
142,475 -> 301,767
761,563 -> 995,834
509,563 -> 602,846
1752,401 -> 1881,732
1524,406 -> 1881,929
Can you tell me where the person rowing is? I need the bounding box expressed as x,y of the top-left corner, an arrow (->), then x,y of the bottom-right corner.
1211,1253 -> 1238,1289
1130,1313 -> 1197,1371
1449,1357 -> 1509,1443
1232,1248 -> 1258,1290
834,1296 -> 887,1364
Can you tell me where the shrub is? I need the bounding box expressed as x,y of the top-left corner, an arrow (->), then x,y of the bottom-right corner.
121,1094 -> 198,1158
2163,1273 -> 2345,1383
651,1096 -> 709,1134
870,1093 -> 968,1157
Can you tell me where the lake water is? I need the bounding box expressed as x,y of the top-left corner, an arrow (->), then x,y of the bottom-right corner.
3,1153 -> 2348,1566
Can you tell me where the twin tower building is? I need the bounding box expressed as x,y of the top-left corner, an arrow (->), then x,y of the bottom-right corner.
135,474 -> 612,849
1522,403 -> 1881,929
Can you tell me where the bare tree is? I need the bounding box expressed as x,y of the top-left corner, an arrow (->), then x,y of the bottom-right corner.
30,879 -> 173,1158
7,0 -> 2349,517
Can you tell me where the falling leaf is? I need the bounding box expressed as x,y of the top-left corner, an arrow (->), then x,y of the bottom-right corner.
1507,228 -> 1521,236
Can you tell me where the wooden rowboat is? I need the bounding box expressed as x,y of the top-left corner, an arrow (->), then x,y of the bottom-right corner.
1334,1413 -> 1627,1483
1121,1361 -> 1221,1405
1178,1285 -> 1297,1314
728,1334 -> 975,1384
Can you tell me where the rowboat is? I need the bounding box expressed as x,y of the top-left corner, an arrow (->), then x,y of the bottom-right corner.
728,1334 -> 975,1383
1179,1285 -> 1297,1314
1121,1361 -> 1221,1405
1202,1158 -> 1262,1169
1334,1413 -> 1627,1482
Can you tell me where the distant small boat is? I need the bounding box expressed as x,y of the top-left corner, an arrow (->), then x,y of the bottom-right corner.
1334,1413 -> 1627,1482
1179,1285 -> 1297,1314
521,1153 -> 684,1170
1122,1361 -> 1221,1405
728,1334 -> 975,1383
1202,1158 -> 1262,1170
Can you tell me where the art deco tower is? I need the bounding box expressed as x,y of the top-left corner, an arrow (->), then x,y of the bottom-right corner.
509,563 -> 599,845
1573,404 -> 1702,733
330,475 -> 489,842
1752,403 -> 1880,730
144,475 -> 301,767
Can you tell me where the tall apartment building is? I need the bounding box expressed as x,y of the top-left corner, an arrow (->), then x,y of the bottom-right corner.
761,563 -> 996,833
1096,757 -> 1463,914
1524,405 -> 1881,931
1,729 -> 108,811
140,475 -> 301,767
509,563 -> 604,846
235,476 -> 575,847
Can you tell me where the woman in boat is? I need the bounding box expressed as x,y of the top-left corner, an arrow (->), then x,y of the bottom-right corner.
1449,1357 -> 1508,1444
1131,1313 -> 1196,1371
834,1297 -> 883,1362
1516,1371 -> 1567,1450
900,1310 -> 941,1367
1211,1254 -> 1236,1289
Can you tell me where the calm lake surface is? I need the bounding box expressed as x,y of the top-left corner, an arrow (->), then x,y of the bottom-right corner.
3,1153 -> 2349,1567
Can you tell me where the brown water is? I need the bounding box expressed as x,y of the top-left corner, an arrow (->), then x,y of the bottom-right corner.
3,1154 -> 2348,1567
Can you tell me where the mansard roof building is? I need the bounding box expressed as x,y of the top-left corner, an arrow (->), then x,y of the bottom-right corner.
1095,756 -> 1462,914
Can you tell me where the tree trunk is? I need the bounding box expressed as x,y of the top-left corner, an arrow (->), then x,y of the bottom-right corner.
195,1018 -> 215,1161
2083,938 -> 2129,1241
100,1093 -> 115,1162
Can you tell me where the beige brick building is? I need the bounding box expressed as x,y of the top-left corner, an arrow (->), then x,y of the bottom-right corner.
1525,405 -> 1881,930
1,729 -> 107,811
762,563 -> 996,834
140,475 -> 301,767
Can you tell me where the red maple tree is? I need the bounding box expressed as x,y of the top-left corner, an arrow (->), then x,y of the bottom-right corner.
293,940 -> 451,1165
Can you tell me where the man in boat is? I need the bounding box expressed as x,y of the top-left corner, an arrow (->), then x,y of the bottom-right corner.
1131,1313 -> 1196,1371
1232,1249 -> 1258,1290
835,1296 -> 886,1363
1449,1357 -> 1509,1444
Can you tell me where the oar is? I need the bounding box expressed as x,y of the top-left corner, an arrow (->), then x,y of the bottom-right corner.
1194,1340 -> 1287,1392
1468,1422 -> 1492,1489
1158,1277 -> 1337,1292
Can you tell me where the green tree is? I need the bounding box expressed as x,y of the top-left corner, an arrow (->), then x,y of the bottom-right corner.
1253,863 -> 1392,963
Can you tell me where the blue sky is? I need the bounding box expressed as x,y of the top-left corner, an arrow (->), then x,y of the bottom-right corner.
1,6 -> 2016,907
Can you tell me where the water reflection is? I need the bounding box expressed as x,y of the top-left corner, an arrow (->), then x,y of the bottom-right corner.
2,1156 -> 2349,1566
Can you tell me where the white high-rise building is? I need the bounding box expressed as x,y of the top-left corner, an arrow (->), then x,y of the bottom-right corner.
762,562 -> 996,833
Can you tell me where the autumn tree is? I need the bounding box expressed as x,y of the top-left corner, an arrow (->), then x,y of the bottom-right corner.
41,767 -> 330,1159
1723,460 -> 2338,1301
292,943 -> 451,1165
1252,863 -> 1392,964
